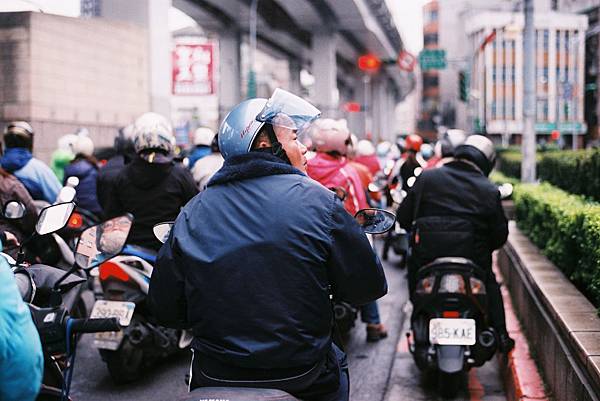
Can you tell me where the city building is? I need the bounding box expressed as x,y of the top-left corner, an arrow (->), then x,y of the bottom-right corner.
418,0 -> 440,140
465,10 -> 588,145
557,0 -> 600,143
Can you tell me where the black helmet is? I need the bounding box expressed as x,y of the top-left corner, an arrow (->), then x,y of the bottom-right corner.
454,135 -> 496,176
4,121 -> 34,150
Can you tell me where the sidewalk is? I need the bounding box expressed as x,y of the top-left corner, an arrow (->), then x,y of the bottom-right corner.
493,259 -> 548,401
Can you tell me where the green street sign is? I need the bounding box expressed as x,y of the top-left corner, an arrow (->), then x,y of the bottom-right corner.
534,122 -> 586,134
419,49 -> 446,70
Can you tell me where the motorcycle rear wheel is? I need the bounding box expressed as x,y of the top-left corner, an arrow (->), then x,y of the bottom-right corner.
103,336 -> 144,384
437,371 -> 463,399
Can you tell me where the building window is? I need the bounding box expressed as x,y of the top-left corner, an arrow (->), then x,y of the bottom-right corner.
429,10 -> 438,22
424,33 -> 438,46
544,30 -> 549,51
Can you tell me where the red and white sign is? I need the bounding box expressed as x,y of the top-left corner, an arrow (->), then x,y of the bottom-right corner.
172,43 -> 214,95
397,51 -> 416,72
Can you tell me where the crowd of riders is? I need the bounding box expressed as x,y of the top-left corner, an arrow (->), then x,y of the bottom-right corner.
0,87 -> 513,400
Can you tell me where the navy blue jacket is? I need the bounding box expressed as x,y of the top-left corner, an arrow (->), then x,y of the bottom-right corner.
64,158 -> 102,215
148,152 -> 387,369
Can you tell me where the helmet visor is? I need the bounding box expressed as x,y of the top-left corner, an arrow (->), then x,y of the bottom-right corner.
257,89 -> 321,138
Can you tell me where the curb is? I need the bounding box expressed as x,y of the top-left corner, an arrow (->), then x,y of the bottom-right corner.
494,261 -> 549,401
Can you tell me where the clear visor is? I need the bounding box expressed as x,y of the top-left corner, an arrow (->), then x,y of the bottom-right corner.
257,88 -> 321,138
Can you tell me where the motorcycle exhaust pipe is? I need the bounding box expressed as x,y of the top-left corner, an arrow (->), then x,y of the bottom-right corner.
479,330 -> 496,348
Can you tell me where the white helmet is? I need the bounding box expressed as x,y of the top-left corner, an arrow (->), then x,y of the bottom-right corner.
132,112 -> 174,156
194,127 -> 215,146
311,118 -> 350,155
73,135 -> 94,157
57,134 -> 78,153
356,140 -> 376,157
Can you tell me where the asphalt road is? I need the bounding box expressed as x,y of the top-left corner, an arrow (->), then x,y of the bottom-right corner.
70,240 -> 506,401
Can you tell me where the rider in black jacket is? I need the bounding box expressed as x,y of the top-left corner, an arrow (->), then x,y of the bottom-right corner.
104,113 -> 197,251
397,135 -> 514,353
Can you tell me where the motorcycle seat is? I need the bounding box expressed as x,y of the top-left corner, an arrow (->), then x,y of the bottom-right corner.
179,387 -> 298,401
122,245 -> 157,263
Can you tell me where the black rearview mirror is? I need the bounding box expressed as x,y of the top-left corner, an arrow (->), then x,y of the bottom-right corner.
354,208 -> 396,234
153,222 -> 174,244
3,200 -> 26,219
36,202 -> 76,235
75,214 -> 133,269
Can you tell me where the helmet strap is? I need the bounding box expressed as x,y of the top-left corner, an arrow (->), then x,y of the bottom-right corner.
263,124 -> 291,165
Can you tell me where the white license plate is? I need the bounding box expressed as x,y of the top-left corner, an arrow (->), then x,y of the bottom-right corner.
429,318 -> 476,345
90,300 -> 135,351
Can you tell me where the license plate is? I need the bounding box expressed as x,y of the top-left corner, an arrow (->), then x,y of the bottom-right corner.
429,318 -> 476,345
90,300 -> 135,351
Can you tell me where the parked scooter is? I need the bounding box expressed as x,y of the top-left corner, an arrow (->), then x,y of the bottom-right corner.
92,230 -> 192,383
6,201 -> 130,401
152,208 -> 396,401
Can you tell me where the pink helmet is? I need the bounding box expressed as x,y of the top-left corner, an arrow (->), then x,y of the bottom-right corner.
311,118 -> 350,155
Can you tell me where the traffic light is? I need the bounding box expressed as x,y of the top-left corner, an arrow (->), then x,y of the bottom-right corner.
358,54 -> 382,73
459,71 -> 469,102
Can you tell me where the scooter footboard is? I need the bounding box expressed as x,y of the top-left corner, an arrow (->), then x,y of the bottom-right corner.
436,345 -> 465,373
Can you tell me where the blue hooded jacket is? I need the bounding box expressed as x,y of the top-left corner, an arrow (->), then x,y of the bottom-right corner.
64,158 -> 102,215
148,152 -> 387,369
187,145 -> 211,170
0,148 -> 61,203
0,242 -> 43,401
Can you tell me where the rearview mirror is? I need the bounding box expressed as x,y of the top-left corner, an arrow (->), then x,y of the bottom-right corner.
75,214 -> 133,269
3,201 -> 26,219
36,202 -> 76,235
354,208 -> 396,234
153,222 -> 174,244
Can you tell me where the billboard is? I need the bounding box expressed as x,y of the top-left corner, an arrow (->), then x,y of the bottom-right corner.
172,43 -> 214,95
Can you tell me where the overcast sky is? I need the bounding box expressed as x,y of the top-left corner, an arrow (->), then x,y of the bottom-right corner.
386,0 -> 427,55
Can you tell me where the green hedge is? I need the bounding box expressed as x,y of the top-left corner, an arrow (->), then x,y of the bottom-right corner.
538,150 -> 600,202
497,148 -> 600,202
513,183 -> 600,307
497,150 -> 523,179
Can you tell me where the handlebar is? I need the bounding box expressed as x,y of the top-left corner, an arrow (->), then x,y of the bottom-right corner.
68,317 -> 121,334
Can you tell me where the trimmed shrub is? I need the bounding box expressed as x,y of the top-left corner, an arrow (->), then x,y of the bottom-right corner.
513,183 -> 600,307
538,150 -> 600,202
497,150 -> 522,179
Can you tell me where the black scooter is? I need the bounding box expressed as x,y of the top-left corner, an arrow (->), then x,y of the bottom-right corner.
5,201 -> 132,401
408,257 -> 498,398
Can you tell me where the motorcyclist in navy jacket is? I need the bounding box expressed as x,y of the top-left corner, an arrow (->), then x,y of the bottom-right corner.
148,89 -> 387,401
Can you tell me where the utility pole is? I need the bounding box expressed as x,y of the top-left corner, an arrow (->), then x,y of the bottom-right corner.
522,0 -> 536,183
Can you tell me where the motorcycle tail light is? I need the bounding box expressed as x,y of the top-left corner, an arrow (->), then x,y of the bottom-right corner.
443,311 -> 460,318
416,275 -> 435,294
99,261 -> 129,282
67,212 -> 83,229
439,274 -> 466,294
470,277 -> 486,295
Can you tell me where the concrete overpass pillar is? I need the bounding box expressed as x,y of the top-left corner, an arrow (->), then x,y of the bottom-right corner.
312,29 -> 338,117
100,0 -> 172,117
218,30 -> 242,122
289,60 -> 302,95
351,73 -> 366,137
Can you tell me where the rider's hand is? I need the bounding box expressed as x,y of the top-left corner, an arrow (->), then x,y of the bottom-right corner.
3,231 -> 19,247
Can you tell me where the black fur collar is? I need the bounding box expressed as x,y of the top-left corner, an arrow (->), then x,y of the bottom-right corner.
207,152 -> 304,187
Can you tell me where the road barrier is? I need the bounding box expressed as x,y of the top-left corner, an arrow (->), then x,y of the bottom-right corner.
498,222 -> 600,401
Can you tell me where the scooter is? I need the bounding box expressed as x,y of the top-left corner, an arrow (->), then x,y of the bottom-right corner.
5,201 -> 130,401
408,257 -> 497,398
151,207 -> 397,400
93,241 -> 192,383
